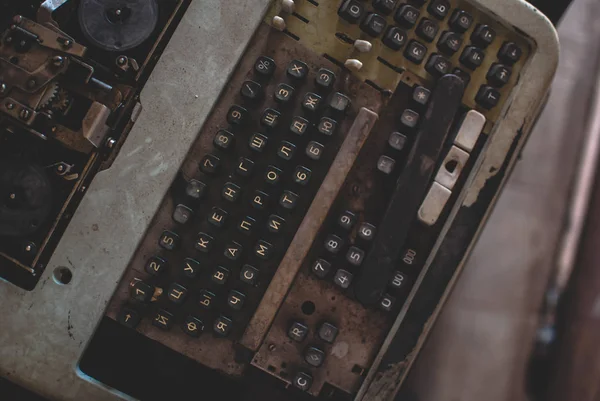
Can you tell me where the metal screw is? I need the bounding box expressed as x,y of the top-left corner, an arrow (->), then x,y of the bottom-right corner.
13,15 -> 22,24
52,56 -> 65,68
0,83 -> 6,94
6,102 -> 14,110
9,193 -> 16,200
20,108 -> 31,120
27,78 -> 36,89
51,126 -> 58,133
268,344 -> 276,351
106,137 -> 116,148
25,245 -> 31,252
116,9 -> 122,16
80,186 -> 87,192
117,56 -> 127,66
57,164 -> 65,172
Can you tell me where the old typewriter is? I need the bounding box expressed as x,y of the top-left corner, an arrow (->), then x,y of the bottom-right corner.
0,0 -> 558,400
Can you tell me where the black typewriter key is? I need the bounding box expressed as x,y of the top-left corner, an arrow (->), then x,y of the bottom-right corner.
261,108 -> 281,129
318,117 -> 337,136
437,31 -> 462,55
238,216 -> 256,235
306,141 -> 324,160
159,230 -> 179,251
302,92 -> 322,113
131,280 -> 153,303
267,214 -> 286,233
328,92 -> 351,112
394,5 -> 419,28
195,232 -> 214,253
252,190 -> 269,210
471,24 -> 496,48
182,258 -> 200,278
214,129 -> 234,150
452,68 -> 471,85
213,316 -> 233,337
183,316 -> 204,338
338,210 -> 356,230
312,258 -> 331,278
236,157 -> 255,177
404,40 -> 427,64
287,59 -> 309,80
240,264 -> 259,285
255,240 -> 273,260
325,234 -> 344,255
476,85 -> 501,109
249,133 -> 268,152
280,190 -> 298,209
428,0 -> 450,20
167,283 -> 188,304
294,166 -> 311,186
264,165 -> 283,185
373,0 -> 397,15
173,204 -> 193,224
224,241 -> 243,261
417,18 -> 439,42
200,154 -> 220,174
240,80 -> 263,101
390,271 -> 408,290
275,83 -> 295,104
304,347 -> 326,367
277,141 -> 297,160
412,86 -> 430,107
346,246 -> 365,266
426,53 -> 451,77
227,104 -> 247,126
118,307 -> 140,329
145,256 -> 167,276
388,132 -> 408,151
498,41 -> 522,65
185,179 -> 206,200
358,222 -> 376,241
293,372 -> 313,391
290,116 -> 310,136
227,290 -> 246,310
334,269 -> 353,289
254,55 -> 276,77
361,13 -> 387,37
400,109 -> 419,129
288,322 -> 309,342
449,9 -> 473,33
460,46 -> 485,70
315,68 -> 336,89
208,207 -> 228,228
377,155 -> 396,175
382,26 -> 407,51
379,294 -> 396,312
487,63 -> 512,87
318,322 -> 339,343
199,289 -> 216,309
153,309 -> 174,330
222,182 -> 241,202
338,0 -> 365,24
212,266 -> 230,285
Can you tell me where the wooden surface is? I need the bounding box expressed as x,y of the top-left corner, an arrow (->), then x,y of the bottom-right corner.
402,1 -> 600,400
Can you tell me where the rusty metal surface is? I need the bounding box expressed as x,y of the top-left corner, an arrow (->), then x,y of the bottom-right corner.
242,106 -> 379,352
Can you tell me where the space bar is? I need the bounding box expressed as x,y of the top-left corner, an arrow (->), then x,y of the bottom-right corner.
240,107 -> 379,351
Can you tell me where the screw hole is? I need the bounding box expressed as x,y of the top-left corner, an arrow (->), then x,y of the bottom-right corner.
445,159 -> 459,174
53,266 -> 72,285
301,301 -> 316,315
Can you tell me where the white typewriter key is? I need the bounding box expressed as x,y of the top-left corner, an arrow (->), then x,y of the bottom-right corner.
354,39 -> 373,53
272,15 -> 286,31
344,58 -> 363,71
281,0 -> 295,13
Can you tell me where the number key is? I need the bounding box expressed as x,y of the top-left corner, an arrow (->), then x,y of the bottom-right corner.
358,223 -> 376,241
145,256 -> 167,276
159,231 -> 179,250
325,234 -> 344,254
227,104 -> 247,125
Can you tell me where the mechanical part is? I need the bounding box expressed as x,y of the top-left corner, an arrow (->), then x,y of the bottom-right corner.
54,162 -> 73,176
37,0 -> 70,27
106,137 -> 116,148
82,101 -> 112,148
0,161 -> 52,237
78,0 -> 159,52
37,81 -> 59,110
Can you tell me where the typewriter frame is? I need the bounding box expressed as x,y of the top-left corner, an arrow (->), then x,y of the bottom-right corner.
0,0 -> 559,400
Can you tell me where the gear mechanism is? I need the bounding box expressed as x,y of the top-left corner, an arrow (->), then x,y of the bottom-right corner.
37,81 -> 60,111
